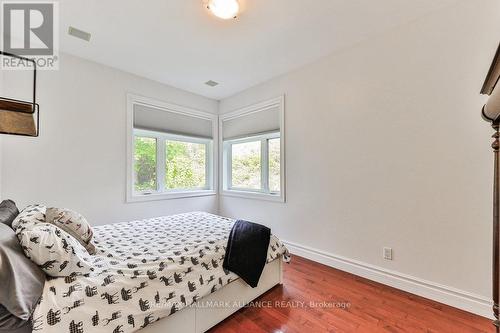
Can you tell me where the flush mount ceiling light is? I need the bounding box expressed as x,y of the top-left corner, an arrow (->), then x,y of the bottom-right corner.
207,0 -> 239,19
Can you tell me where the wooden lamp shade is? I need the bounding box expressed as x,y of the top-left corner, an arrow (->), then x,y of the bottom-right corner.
0,99 -> 37,136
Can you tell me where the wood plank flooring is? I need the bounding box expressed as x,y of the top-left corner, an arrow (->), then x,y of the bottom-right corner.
208,256 -> 493,333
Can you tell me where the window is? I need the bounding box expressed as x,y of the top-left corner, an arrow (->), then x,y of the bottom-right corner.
220,96 -> 285,202
134,130 -> 212,195
268,137 -> 281,193
231,140 -> 261,190
224,132 -> 280,195
134,136 -> 157,192
127,94 -> 216,202
165,140 -> 207,190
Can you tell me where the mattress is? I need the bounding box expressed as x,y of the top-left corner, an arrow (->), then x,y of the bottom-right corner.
31,212 -> 289,333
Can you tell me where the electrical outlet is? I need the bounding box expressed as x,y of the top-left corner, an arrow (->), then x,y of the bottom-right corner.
383,247 -> 393,260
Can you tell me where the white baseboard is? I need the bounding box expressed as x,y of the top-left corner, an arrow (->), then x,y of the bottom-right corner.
283,240 -> 493,319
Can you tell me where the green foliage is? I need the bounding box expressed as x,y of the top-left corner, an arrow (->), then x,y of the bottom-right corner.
231,141 -> 261,189
268,138 -> 281,192
165,141 -> 206,189
134,137 -> 157,191
231,138 -> 280,192
134,137 -> 206,192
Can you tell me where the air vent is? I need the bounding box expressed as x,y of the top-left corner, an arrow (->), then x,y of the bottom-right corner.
68,26 -> 91,42
205,80 -> 219,87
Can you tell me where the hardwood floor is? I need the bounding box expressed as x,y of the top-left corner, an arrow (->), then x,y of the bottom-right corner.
209,256 -> 493,333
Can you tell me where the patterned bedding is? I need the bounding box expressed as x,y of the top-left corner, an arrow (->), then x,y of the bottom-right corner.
31,212 -> 290,333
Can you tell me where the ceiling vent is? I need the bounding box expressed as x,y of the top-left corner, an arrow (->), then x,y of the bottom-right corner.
68,26 -> 91,42
205,80 -> 219,87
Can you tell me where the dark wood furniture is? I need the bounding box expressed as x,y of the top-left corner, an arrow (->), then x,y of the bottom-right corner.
481,42 -> 500,333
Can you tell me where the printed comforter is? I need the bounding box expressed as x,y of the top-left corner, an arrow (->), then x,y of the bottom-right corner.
31,212 -> 289,333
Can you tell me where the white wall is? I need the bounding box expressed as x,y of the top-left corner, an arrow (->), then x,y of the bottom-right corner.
1,53 -> 219,224
219,0 -> 500,315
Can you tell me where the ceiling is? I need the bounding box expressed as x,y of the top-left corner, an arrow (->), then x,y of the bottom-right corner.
59,0 -> 461,100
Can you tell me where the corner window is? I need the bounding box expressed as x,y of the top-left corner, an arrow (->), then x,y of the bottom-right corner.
220,96 -> 285,202
225,132 -> 280,195
127,95 -> 216,202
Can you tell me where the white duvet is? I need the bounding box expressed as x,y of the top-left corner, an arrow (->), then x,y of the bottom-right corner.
31,212 -> 289,333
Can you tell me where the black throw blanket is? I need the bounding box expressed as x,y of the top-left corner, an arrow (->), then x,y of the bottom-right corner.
223,220 -> 271,288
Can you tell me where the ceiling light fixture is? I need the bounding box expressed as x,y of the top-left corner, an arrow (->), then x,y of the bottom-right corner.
207,0 -> 239,20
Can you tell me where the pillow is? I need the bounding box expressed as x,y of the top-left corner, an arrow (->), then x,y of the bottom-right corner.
11,204 -> 46,232
0,200 -> 19,228
17,223 -> 96,277
0,224 -> 45,321
45,207 -> 95,254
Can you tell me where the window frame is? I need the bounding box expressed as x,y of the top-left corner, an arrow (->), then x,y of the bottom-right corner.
224,131 -> 280,194
134,129 -> 213,194
219,96 -> 285,202
127,94 -> 217,202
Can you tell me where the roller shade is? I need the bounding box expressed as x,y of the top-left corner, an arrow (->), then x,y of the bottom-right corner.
222,106 -> 280,140
134,104 -> 213,138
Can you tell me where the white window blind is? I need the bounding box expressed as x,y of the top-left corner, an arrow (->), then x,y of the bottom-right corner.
222,105 -> 280,140
134,104 -> 213,139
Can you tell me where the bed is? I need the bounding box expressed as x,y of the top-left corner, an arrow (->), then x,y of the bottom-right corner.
23,211 -> 289,333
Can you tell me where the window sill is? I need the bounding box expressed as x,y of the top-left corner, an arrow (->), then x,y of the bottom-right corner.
221,190 -> 285,203
127,190 -> 216,203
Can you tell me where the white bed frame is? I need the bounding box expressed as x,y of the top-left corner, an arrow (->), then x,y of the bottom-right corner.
141,259 -> 283,333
